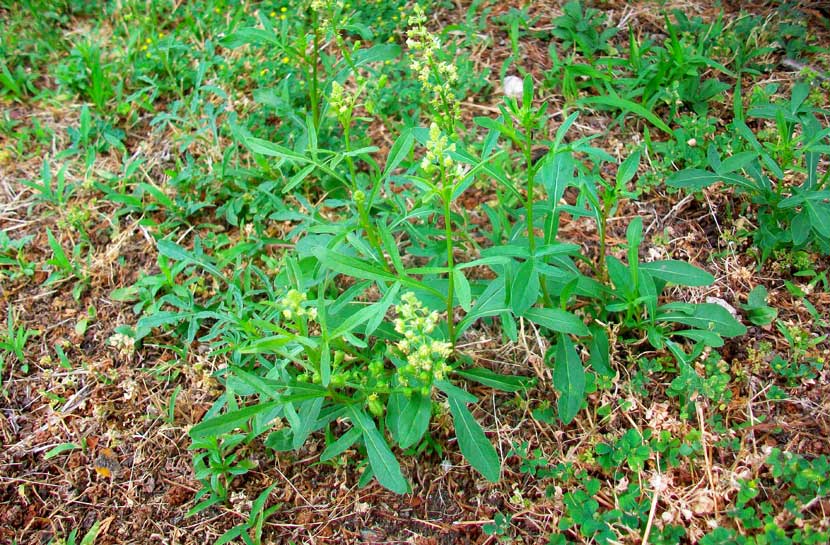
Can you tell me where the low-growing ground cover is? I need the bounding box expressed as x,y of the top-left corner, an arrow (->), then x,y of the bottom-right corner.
1,1 -> 829,544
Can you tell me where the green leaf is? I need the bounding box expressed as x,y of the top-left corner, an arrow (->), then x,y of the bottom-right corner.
550,335 -> 585,425
239,334 -> 297,354
447,396 -> 500,482
190,401 -> 283,439
44,443 -> 81,460
314,248 -> 440,297
226,367 -> 283,401
607,255 -> 633,297
320,426 -> 362,461
157,240 -> 225,281
452,268 -> 472,312
319,341 -> 331,387
667,168 -> 757,192
455,368 -> 530,392
740,285 -> 778,326
330,297 -> 387,339
386,391 -> 432,449
351,44 -> 401,69
347,406 -> 408,494
578,95 -> 672,134
365,283 -> 401,336
666,169 -> 723,190
457,277 -> 508,335
435,379 -> 478,404
627,217 -> 642,286
806,201 -> 830,238
523,307 -> 589,336
378,221 -> 405,275
382,128 -> 414,180
79,521 -> 102,545
640,260 -> 714,286
657,303 -> 747,338
511,259 -> 539,315
215,525 -> 247,545
587,325 -> 612,377
617,151 -> 641,186
136,311 -> 186,330
314,248 -> 397,282
672,329 -> 725,347
281,381 -> 329,403
46,228 -> 71,271
220,27 -> 278,48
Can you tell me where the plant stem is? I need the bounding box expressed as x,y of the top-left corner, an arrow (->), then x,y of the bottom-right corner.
524,125 -> 551,306
343,117 -> 387,270
441,167 -> 456,345
524,128 -> 536,255
597,196 -> 612,285
310,15 -> 320,130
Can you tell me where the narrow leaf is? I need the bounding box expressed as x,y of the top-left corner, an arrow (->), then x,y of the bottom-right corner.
550,335 -> 585,424
348,406 -> 408,493
447,396 -> 500,482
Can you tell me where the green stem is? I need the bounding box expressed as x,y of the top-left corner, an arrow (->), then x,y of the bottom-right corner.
441,167 -> 456,345
343,117 -> 387,270
524,126 -> 551,306
524,129 -> 536,256
597,197 -> 611,285
310,17 -> 320,130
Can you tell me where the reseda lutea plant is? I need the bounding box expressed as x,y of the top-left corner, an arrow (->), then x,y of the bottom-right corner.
187,3 -> 521,498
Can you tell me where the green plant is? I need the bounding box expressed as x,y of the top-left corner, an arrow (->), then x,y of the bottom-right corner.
0,232 -> 35,280
703,449 -> 830,544
189,433 -> 257,512
45,229 -> 90,300
48,520 -> 101,545
53,38 -> 116,111
668,83 -> 830,260
21,160 -> 75,207
740,286 -> 778,326
551,1 -> 618,60
595,428 -> 651,474
483,511 -> 515,543
214,483 -> 281,545
0,305 -> 38,378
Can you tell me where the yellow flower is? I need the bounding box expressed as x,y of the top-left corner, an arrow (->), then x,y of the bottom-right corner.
280,14 -> 286,20
280,6 -> 287,12
281,56 -> 290,63
270,10 -> 276,16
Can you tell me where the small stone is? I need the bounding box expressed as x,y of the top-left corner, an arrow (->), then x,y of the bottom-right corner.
705,296 -> 740,319
503,75 -> 523,99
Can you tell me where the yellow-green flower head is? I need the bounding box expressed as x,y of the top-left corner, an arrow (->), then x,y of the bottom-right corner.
280,289 -> 317,321
422,123 -> 459,182
393,292 -> 451,389
405,4 -> 461,130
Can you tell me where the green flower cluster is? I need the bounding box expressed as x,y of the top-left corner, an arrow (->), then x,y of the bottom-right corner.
280,289 -> 317,321
406,4 -> 460,130
393,292 -> 452,394
328,80 -> 351,117
310,0 -> 346,32
421,123 -> 466,192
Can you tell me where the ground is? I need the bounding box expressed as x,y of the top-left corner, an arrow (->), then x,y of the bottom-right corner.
1,1 -> 829,544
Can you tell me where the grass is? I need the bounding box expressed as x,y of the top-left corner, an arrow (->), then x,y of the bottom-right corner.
1,1 -> 829,544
